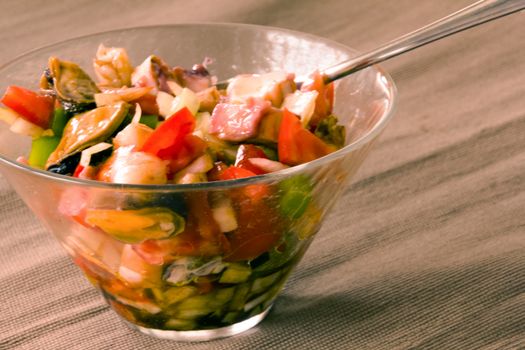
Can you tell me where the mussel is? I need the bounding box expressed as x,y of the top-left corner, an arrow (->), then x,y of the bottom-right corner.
84,207 -> 185,244
46,57 -> 100,115
46,102 -> 128,169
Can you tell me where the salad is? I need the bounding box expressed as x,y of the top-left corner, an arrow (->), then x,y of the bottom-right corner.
0,44 -> 345,331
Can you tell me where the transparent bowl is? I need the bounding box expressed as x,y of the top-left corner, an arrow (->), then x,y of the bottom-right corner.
0,23 -> 396,341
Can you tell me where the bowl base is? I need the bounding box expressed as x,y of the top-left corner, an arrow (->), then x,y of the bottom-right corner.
123,305 -> 272,342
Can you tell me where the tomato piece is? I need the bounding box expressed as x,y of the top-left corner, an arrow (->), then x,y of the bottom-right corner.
140,107 -> 206,174
141,107 -> 195,155
73,164 -> 85,178
300,71 -> 334,126
165,134 -> 207,173
132,240 -> 166,265
1,85 -> 54,129
154,228 -> 223,258
225,203 -> 282,261
195,277 -> 214,294
132,93 -> 159,115
234,144 -> 268,174
207,161 -> 229,182
218,166 -> 269,202
278,109 -> 335,166
186,192 -> 226,244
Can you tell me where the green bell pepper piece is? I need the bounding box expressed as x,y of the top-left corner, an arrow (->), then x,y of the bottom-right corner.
279,175 -> 313,219
140,115 -> 159,129
51,108 -> 68,137
28,136 -> 61,169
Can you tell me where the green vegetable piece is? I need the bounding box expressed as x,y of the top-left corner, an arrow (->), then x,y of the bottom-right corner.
164,286 -> 198,306
222,311 -> 240,324
51,108 -> 68,137
165,318 -> 196,330
176,295 -> 213,319
279,175 -> 313,219
208,287 -> 235,308
28,136 -> 61,169
251,271 -> 281,294
219,264 -> 252,284
229,283 -> 251,311
45,102 -> 128,168
254,108 -> 282,143
314,115 -> 346,148
256,144 -> 278,161
139,114 -> 159,129
84,207 -> 185,244
177,295 -> 211,310
177,308 -> 211,320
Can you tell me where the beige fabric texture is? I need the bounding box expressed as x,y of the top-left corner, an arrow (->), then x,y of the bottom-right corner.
0,1 -> 524,349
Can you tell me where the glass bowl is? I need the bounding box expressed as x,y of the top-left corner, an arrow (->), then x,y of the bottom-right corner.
0,23 -> 396,341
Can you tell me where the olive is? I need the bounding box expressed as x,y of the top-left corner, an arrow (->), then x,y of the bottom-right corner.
47,153 -> 80,176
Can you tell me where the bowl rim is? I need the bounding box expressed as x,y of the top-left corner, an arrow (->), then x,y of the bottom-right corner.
0,22 -> 397,191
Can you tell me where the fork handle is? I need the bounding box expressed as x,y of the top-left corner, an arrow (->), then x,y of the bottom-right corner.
323,0 -> 525,84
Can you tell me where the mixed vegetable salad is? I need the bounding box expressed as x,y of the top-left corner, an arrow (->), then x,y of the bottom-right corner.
0,44 -> 345,331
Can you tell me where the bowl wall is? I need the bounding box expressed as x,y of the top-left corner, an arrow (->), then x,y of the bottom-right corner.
0,24 -> 396,340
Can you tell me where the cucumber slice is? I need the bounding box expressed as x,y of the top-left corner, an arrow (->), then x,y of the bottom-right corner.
229,283 -> 251,311
222,311 -> 240,324
165,318 -> 196,330
219,264 -> 252,284
243,292 -> 269,312
177,308 -> 212,320
164,286 -> 198,306
208,287 -> 235,309
175,295 -> 213,319
177,295 -> 211,311
251,271 -> 281,294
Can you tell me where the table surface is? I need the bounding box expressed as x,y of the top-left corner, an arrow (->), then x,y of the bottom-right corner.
1,1 -> 524,349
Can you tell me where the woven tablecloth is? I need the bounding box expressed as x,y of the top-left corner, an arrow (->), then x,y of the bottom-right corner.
1,1 -> 524,349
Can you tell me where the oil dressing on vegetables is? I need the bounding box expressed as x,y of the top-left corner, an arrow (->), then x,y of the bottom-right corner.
0,44 -> 346,331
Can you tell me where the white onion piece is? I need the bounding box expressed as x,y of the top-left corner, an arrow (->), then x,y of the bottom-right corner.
79,142 -> 112,168
9,117 -> 44,138
248,158 -> 289,173
167,80 -> 183,96
282,90 -> 319,127
211,197 -> 238,233
131,103 -> 142,124
156,91 -> 174,118
183,152 -> 213,174
169,87 -> 200,117
0,107 -> 20,125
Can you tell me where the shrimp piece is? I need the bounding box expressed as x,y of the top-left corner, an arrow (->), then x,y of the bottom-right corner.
93,44 -> 133,88
97,146 -> 168,185
113,104 -> 154,150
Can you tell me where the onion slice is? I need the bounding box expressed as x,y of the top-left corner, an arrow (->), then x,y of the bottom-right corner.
248,157 -> 289,173
79,142 -> 112,168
